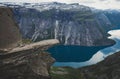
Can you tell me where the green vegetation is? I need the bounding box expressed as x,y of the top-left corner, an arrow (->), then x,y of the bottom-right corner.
50,66 -> 84,79
22,39 -> 32,44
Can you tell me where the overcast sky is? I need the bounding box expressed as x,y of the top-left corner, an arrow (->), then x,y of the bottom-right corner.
0,0 -> 120,9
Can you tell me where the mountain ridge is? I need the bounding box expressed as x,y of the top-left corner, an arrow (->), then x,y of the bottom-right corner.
2,2 -> 116,46
0,5 -> 120,79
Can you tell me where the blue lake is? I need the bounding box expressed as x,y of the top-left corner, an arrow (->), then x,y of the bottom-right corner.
47,45 -> 111,62
47,30 -> 120,68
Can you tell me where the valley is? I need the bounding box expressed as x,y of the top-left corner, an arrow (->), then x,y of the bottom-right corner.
0,2 -> 120,79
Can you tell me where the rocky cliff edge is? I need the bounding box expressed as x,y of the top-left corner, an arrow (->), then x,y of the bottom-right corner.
0,7 -> 59,79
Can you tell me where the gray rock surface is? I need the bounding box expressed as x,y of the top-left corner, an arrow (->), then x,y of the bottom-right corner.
11,2 -> 115,46
0,7 -> 59,79
0,7 -> 21,49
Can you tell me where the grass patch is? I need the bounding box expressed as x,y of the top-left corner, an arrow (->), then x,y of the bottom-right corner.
22,39 -> 32,44
50,66 -> 84,79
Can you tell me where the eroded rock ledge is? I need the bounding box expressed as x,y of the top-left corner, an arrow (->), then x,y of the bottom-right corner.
0,39 -> 59,79
0,7 -> 59,79
0,39 -> 59,55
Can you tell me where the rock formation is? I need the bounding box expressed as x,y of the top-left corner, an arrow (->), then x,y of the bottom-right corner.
0,7 -> 59,79
1,2 -> 115,46
79,51 -> 120,79
0,7 -> 21,49
0,39 -> 59,79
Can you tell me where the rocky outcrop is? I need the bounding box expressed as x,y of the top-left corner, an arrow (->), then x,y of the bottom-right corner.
0,39 -> 59,79
0,39 -> 59,55
0,7 -> 59,79
79,51 -> 120,79
0,51 -> 53,79
0,7 -> 21,49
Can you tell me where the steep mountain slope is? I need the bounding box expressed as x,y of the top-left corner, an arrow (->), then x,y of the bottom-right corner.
79,51 -> 120,79
0,7 -> 21,49
0,2 -> 119,46
13,8 -> 111,46
7,2 -> 114,46
103,10 -> 120,29
92,9 -> 120,30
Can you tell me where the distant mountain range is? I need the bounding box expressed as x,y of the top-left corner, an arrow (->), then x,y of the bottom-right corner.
1,3 -> 120,79
1,2 -> 120,46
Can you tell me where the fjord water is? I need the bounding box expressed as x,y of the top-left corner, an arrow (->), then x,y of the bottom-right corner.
48,30 -> 120,68
48,45 -> 110,62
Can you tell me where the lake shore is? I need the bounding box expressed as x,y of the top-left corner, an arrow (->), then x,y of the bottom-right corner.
52,29 -> 120,68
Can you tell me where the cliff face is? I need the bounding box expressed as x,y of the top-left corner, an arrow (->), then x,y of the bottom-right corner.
79,51 -> 120,79
93,9 -> 120,30
0,51 -> 55,79
103,10 -> 120,29
0,7 -> 21,49
0,7 -> 59,79
8,2 -> 115,46
1,3 -> 120,46
0,39 -> 59,79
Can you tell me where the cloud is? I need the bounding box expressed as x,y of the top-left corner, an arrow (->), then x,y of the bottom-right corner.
81,0 -> 120,9
116,0 -> 120,2
99,0 -> 107,1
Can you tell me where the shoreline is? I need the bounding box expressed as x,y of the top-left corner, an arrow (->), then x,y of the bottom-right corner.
52,29 -> 120,68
